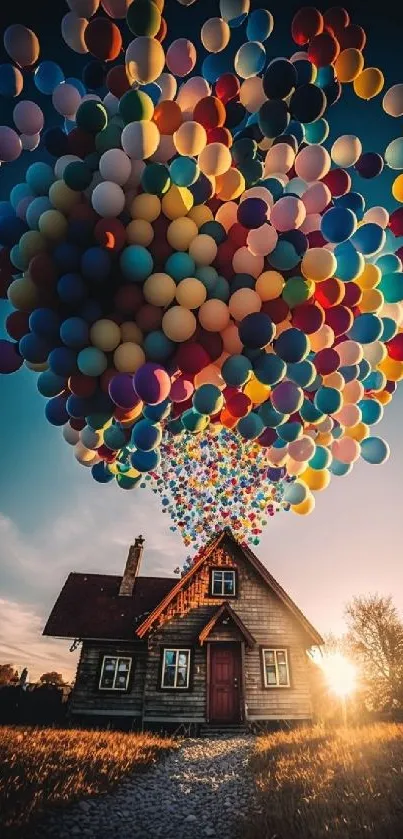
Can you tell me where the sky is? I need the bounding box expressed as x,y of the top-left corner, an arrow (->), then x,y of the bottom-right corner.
1,0 -> 403,681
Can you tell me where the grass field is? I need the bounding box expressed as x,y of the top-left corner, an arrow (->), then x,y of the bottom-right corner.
0,725 -> 175,836
247,723 -> 403,839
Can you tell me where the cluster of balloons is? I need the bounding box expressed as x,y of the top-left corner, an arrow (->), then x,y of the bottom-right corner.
147,428 -> 290,550
1,0 -> 402,532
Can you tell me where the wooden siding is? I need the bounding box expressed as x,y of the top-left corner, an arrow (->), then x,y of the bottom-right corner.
71,641 -> 147,717
143,541 -> 313,722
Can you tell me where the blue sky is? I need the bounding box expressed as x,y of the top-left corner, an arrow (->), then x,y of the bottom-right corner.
1,0 -> 403,680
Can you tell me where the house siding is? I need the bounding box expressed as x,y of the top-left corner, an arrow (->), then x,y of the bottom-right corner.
70,641 -> 147,718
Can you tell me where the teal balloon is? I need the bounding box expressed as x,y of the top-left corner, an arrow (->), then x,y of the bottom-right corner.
277,421 -> 303,442
141,163 -> 170,196
193,384 -> 223,415
92,462 -> 114,483
210,276 -> 230,301
284,177 -> 307,197
195,266 -> 218,291
26,196 -> 52,229
380,318 -> 397,342
143,330 -> 174,362
169,156 -> 199,187
246,9 -> 273,41
238,412 -> 264,440
267,240 -> 300,271
304,118 -> 329,145
385,137 -> 403,170
222,354 -> 252,387
258,402 -> 288,427
334,241 -> 364,281
120,245 -> 153,282
77,347 -> 107,376
95,123 -> 122,153
87,411 -> 113,429
254,354 -> 286,386
131,419 -> 162,451
330,459 -> 353,477
103,424 -> 127,450
358,399 -> 383,425
314,386 -> 342,415
181,408 -> 207,433
117,474 -> 141,489
348,313 -> 383,343
284,481 -> 307,505
300,399 -> 324,423
76,100 -> 108,134
287,360 -> 316,387
10,183 -> 32,210
376,253 -> 402,274
130,448 -> 161,472
235,41 -> 266,78
165,252 -> 195,282
361,436 -> 390,464
351,223 -> 385,256
378,272 -> 403,303
309,445 -> 332,469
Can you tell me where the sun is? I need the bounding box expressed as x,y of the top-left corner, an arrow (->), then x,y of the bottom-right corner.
320,653 -> 357,698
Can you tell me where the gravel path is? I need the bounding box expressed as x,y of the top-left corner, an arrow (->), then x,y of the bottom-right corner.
34,736 -> 258,839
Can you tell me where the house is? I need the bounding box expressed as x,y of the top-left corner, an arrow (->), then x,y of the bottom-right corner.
43,527 -> 323,732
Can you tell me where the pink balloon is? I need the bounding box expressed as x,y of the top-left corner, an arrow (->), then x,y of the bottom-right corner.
332,436 -> 360,464
13,101 -> 44,135
336,339 -> 363,366
247,224 -> 278,256
288,435 -> 316,462
170,376 -> 194,402
334,404 -> 361,427
0,126 -> 22,162
52,83 -> 82,117
166,39 -> 197,77
295,145 -> 331,182
270,195 -> 306,232
16,196 -> 33,219
101,0 -> 130,16
20,132 -> 41,151
302,181 -> 331,213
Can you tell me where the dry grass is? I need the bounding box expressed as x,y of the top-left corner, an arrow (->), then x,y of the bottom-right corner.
0,725 -> 175,836
247,723 -> 403,839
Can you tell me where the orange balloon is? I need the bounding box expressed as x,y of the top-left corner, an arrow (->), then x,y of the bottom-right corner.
153,100 -> 183,135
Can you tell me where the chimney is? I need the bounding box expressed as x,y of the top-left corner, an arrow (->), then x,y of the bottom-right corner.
119,535 -> 145,596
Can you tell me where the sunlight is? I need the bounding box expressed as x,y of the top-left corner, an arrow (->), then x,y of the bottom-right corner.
320,653 -> 357,698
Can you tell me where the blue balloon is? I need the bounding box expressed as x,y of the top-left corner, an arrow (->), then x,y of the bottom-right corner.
92,462 -> 114,483
45,395 -> 69,426
283,121 -> 305,145
26,163 -> 54,196
0,214 -> 26,247
37,371 -> 66,398
48,347 -> 77,377
0,201 -> 15,218
19,333 -> 49,363
0,63 -> 22,97
57,273 -> 86,305
79,300 -> 103,324
334,241 -> 364,281
120,245 -> 153,283
275,328 -> 309,363
246,8 -> 273,41
361,436 -> 390,465
29,308 -> 61,339
81,247 -> 111,282
65,76 -> 86,95
335,192 -> 365,221
77,347 -> 107,377
348,313 -> 383,343
357,358 -> 371,381
316,65 -> 335,88
60,317 -> 89,349
54,243 -> 81,272
34,61 -> 64,94
351,223 -> 385,256
230,273 -> 255,292
321,207 -> 357,243
239,312 -> 275,349
26,197 -> 52,229
143,330 -> 174,362
139,82 -> 161,104
10,183 -> 32,211
131,448 -> 161,472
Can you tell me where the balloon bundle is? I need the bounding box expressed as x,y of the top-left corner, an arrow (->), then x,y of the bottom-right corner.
146,427 -> 290,549
1,0 -> 403,520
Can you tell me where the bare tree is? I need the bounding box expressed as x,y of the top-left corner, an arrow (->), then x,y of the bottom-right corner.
345,594 -> 403,710
39,671 -> 65,686
0,664 -> 18,685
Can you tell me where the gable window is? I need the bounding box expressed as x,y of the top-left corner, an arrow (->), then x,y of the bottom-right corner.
211,568 -> 236,597
262,649 -> 290,688
99,656 -> 132,691
161,649 -> 191,689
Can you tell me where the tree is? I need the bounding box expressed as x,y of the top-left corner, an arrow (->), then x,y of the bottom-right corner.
39,672 -> 65,686
0,664 -> 18,685
345,594 -> 403,711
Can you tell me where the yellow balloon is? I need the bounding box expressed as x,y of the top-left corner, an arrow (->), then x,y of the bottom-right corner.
292,493 -> 315,515
125,35 -> 165,85
113,342 -> 145,373
173,121 -> 207,156
161,185 -> 193,220
90,319 -> 121,352
120,322 -> 143,344
228,288 -> 261,320
176,277 -> 207,309
356,263 -> 381,290
255,270 -> 284,301
315,432 -> 333,446
198,142 -> 232,176
392,174 -> 403,202
216,168 -> 245,201
126,219 -> 154,246
215,200 -> 238,231
188,233 -> 217,266
353,67 -> 384,100
345,422 -> 369,442
49,180 -> 80,213
378,356 -> 403,381
301,248 -> 336,282
162,305 -> 196,341
187,204 -> 213,228
300,467 -> 331,492
7,276 -> 38,311
38,209 -> 68,241
335,48 -> 364,83
167,216 -> 198,250
286,458 -> 306,477
360,288 -> 384,313
244,376 -> 270,404
18,230 -> 46,268
323,371 -> 344,390
377,390 -> 392,405
143,272 -> 176,307
131,193 -> 161,222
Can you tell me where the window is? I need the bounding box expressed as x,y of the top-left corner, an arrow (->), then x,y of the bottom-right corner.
262,649 -> 290,688
161,649 -> 191,689
99,656 -> 132,691
211,568 -> 236,597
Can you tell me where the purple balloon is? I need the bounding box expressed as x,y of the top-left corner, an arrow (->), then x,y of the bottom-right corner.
0,126 -> 22,163
271,381 -> 303,414
0,339 -> 23,373
257,427 -> 277,448
134,362 -> 171,405
108,373 -> 140,410
355,152 -> 384,179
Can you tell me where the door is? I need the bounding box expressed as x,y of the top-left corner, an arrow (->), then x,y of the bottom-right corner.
209,643 -> 241,723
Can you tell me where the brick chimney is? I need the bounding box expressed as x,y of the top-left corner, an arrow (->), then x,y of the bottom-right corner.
119,535 -> 145,596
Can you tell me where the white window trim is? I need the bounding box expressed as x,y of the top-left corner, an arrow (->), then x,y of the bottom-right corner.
161,648 -> 191,689
211,568 -> 236,597
262,648 -> 290,688
99,655 -> 132,691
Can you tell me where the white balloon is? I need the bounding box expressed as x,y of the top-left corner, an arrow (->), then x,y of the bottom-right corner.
99,148 -> 132,185
91,181 -> 125,217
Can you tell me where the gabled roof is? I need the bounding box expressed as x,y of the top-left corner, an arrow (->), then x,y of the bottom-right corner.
136,527 -> 324,646
43,573 -> 177,640
199,602 -> 256,648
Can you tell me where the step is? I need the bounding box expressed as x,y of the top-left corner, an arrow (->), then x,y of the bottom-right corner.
199,724 -> 250,738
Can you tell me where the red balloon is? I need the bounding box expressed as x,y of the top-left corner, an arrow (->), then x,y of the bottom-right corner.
292,302 -> 324,333
69,374 -> 97,397
227,392 -> 251,418
386,333 -> 403,361
323,6 -> 350,35
84,18 -> 122,62
291,7 -> 324,45
325,304 -> 353,335
343,282 -> 362,308
198,328 -> 223,361
257,427 -> 277,447
175,342 -> 210,374
215,240 -> 237,271
114,284 -> 144,314
136,304 -> 163,332
215,73 -> 240,103
68,127 -> 95,158
156,16 -> 167,42
98,445 -> 117,461
307,230 -> 327,248
100,368 -> 116,393
262,298 -> 290,324
106,65 -> 131,98
308,31 -> 340,66
315,277 -> 345,309
29,253 -> 57,288
337,23 -> 366,50
5,311 -> 30,341
207,126 -> 232,146
193,96 -> 226,129
314,347 -> 340,374
322,168 -> 351,196
70,417 -> 86,431
228,223 -> 248,246
95,218 -> 126,252
389,209 -> 403,238
69,203 -> 98,226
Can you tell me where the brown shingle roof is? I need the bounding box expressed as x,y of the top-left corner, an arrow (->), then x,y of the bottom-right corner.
43,573 -> 177,640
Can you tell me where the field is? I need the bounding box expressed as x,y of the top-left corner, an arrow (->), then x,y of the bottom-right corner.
0,725 -> 175,836
248,723 -> 403,839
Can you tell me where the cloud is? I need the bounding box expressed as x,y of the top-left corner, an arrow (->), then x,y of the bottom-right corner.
0,598 -> 79,681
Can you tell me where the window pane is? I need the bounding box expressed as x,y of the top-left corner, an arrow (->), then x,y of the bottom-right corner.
165,650 -> 176,666
223,572 -> 235,595
178,651 -> 189,668
265,651 -> 275,666
212,570 -> 223,594
104,657 -> 116,670
163,665 -> 176,687
276,651 -> 286,665
118,659 -> 130,673
266,666 -> 277,685
100,672 -> 114,689
278,664 -> 289,685
177,667 -> 188,687
115,674 -> 128,689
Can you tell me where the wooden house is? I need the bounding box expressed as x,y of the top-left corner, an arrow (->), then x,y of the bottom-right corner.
43,527 -> 323,732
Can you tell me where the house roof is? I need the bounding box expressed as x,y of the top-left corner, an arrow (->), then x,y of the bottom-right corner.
43,573 -> 177,640
136,527 -> 324,646
199,602 -> 256,648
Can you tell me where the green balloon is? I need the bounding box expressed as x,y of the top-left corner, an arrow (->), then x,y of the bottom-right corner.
95,123 -> 122,154
126,0 -> 161,37
119,90 -> 154,125
141,163 -> 171,196
63,161 -> 93,192
76,101 -> 108,134
282,276 -> 313,308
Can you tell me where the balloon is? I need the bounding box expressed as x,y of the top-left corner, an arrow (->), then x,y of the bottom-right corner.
126,36 -> 165,85
360,436 -> 390,465
4,25 -> 40,67
383,84 -> 403,118
201,18 -> 231,53
0,64 -> 24,98
61,13 -> 89,54
354,68 -> 384,100
0,127 -> 22,163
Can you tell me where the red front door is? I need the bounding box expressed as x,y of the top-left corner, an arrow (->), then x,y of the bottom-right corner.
209,643 -> 241,723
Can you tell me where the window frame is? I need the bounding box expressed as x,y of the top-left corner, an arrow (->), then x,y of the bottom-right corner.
209,567 -> 237,598
98,655 -> 133,692
159,647 -> 192,691
261,647 -> 291,689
